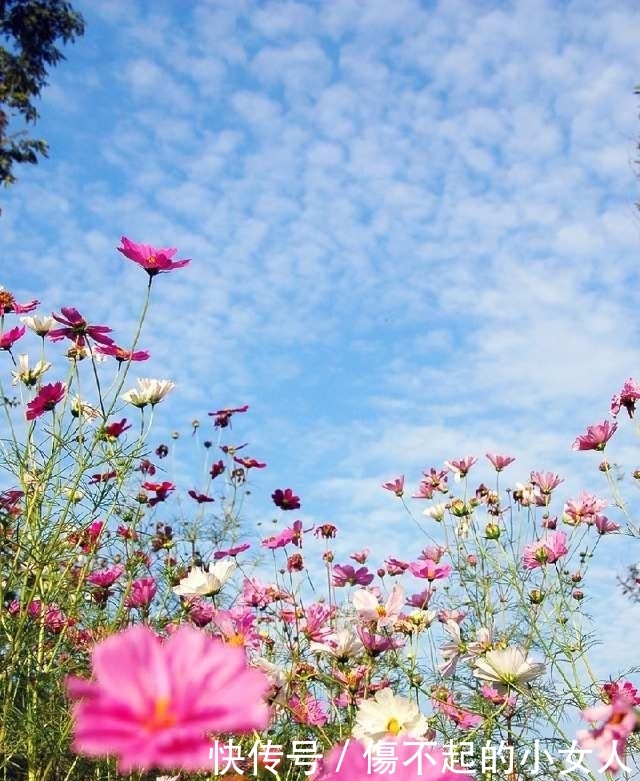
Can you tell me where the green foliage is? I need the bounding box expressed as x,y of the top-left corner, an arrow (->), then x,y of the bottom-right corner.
0,0 -> 84,187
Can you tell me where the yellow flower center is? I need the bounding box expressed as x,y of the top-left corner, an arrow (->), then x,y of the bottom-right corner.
142,697 -> 177,732
0,291 -> 15,311
386,717 -> 401,735
227,633 -> 245,646
376,606 -> 387,617
148,254 -> 157,264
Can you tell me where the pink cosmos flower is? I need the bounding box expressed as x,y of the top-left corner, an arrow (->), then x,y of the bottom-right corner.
95,344 -> 150,363
530,470 -> 564,495
610,378 -> 640,418
233,455 -> 267,469
66,624 -> 270,772
212,543 -> 251,560
313,738 -> 460,780
209,459 -> 225,479
572,420 -> 618,452
486,453 -> 516,471
49,307 -> 114,348
141,481 -> 175,507
592,515 -> 621,535
332,564 -> 374,587
432,691 -> 483,730
406,589 -> 435,609
444,456 -> 477,480
352,584 -> 404,628
186,598 -> 215,627
289,694 -> 328,727
382,475 -> 404,496
577,692 -> 639,773
271,488 -> 301,510
0,325 -> 26,350
350,549 -> 370,564
0,287 -> 38,315
208,404 -> 249,427
101,418 -> 132,440
117,237 -> 191,277
25,381 -> 66,421
522,531 -> 568,570
563,491 -> 608,526
385,557 -> 409,575
261,520 -> 305,549
88,471 -> 117,484
211,607 -> 262,649
125,577 -> 157,609
408,560 -> 452,581
87,565 -> 124,588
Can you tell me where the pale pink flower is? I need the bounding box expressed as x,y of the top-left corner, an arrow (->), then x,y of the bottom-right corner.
572,420 -> 617,451
592,514 -> 621,535
408,559 -> 452,582
289,694 -> 328,726
382,475 -> 404,496
563,492 -> 607,526
522,531 -> 569,570
530,470 -> 564,495
66,624 -> 270,772
486,453 -> 516,471
577,693 -> 638,773
444,456 -> 477,480
352,584 -> 404,628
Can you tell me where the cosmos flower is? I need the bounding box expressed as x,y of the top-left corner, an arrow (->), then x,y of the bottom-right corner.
49,307 -> 114,348
117,237 -> 191,276
473,647 -> 545,691
485,453 -> 516,471
572,420 -> 617,452
0,324 -> 26,350
11,354 -> 51,386
25,381 -> 66,421
352,688 -> 429,743
0,287 -> 38,315
96,344 -> 150,363
271,488 -> 301,510
122,378 -> 175,408
173,561 -> 236,597
522,531 -> 568,569
66,624 -> 269,772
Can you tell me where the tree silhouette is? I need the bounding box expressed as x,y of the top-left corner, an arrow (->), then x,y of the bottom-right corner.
0,0 -> 84,187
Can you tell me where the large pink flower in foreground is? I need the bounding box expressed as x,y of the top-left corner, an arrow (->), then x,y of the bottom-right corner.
313,739 -> 460,780
66,624 -> 270,772
118,237 -> 190,276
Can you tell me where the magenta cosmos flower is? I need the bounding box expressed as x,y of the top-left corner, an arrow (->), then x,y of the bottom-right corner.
118,237 -> 190,277
271,487 -> 301,510
66,624 -> 270,772
49,307 -> 114,348
25,381 -> 66,421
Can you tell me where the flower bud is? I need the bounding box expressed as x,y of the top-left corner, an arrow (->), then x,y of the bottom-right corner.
485,522 -> 501,540
529,589 -> 545,604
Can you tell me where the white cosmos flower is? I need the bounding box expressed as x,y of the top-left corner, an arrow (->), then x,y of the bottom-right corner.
11,354 -> 51,387
423,502 -> 447,521
309,628 -> 364,659
172,560 -> 236,597
21,314 -> 55,336
352,688 -> 429,743
473,647 -> 545,690
122,378 -> 175,408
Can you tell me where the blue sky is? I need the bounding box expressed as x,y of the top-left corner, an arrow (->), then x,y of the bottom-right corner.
2,0 -> 640,672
